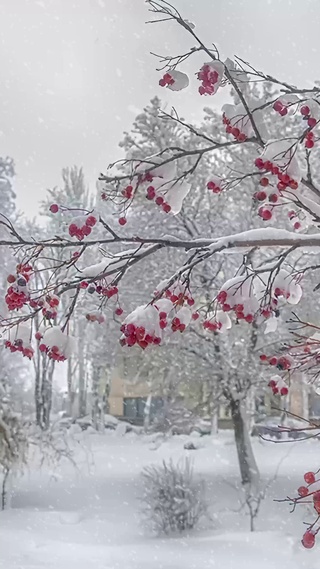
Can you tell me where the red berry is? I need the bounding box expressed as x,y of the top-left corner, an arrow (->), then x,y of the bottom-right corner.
259,177 -> 269,187
35,332 -> 42,341
259,354 -> 267,361
269,357 -> 278,366
7,274 -> 16,283
162,203 -> 171,213
302,531 -> 315,549
258,207 -> 272,221
305,138 -> 314,149
300,105 -> 310,116
115,307 -> 123,316
155,196 -> 164,206
298,486 -> 309,497
255,158 -> 264,170
294,221 -> 301,230
255,191 -> 267,201
118,217 -> 127,226
192,312 -> 199,320
39,343 -> 47,352
269,194 -> 278,203
49,204 -> 59,214
69,223 -> 78,237
288,180 -> 298,190
304,472 -> 316,485
280,386 -> 288,396
86,215 -> 97,227
245,314 -> 254,323
79,281 -> 88,289
146,186 -> 156,200
273,100 -> 283,112
308,117 -> 317,128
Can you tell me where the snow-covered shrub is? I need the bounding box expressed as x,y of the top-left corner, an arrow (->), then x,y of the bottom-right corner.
140,458 -> 207,534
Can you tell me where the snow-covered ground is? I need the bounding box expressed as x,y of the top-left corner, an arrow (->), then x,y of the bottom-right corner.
1,430 -> 319,569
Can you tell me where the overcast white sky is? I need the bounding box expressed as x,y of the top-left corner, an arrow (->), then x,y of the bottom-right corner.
1,0 -> 320,217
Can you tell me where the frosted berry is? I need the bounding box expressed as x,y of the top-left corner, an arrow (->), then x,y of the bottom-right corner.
304,472 -> 316,485
308,117 -> 317,128
86,215 -> 97,227
300,105 -> 310,116
258,207 -> 272,221
7,274 -> 16,283
302,531 -> 315,549
146,186 -> 156,200
298,486 -> 309,497
49,203 -> 59,213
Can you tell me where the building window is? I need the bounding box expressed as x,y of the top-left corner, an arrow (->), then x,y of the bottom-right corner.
123,397 -> 146,419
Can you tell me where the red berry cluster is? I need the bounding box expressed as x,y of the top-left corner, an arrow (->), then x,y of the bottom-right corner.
273,99 -> 290,116
197,64 -> 219,95
260,354 -> 292,370
305,131 -> 315,149
5,339 -> 34,359
164,286 -> 194,307
207,180 -> 222,194
39,342 -> 67,362
171,316 -> 186,333
255,158 -> 298,191
120,323 -> 161,349
267,378 -> 288,396
295,471 -> 320,548
42,294 -> 60,320
86,312 -> 105,323
222,113 -> 247,142
254,177 -> 279,205
145,185 -> 172,213
5,265 -> 32,310
300,105 -> 317,129
68,215 -> 97,240
217,291 -> 254,323
121,185 -> 133,199
159,73 -> 174,87
79,282 -> 118,299
5,285 -> 29,310
288,209 -> 302,231
203,319 -> 222,332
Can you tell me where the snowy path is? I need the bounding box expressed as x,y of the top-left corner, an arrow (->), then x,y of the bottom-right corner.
1,432 -> 320,568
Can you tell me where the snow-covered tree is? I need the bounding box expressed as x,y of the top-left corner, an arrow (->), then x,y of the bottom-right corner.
3,0 -> 320,547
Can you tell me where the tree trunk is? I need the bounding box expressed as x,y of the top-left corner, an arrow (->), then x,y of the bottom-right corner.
230,397 -> 260,489
210,405 -> 219,435
1,469 -> 11,510
91,365 -> 101,430
78,331 -> 86,417
144,394 -> 152,431
41,358 -> 54,429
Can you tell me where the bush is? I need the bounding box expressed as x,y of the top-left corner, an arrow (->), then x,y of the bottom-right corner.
140,458 -> 207,535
